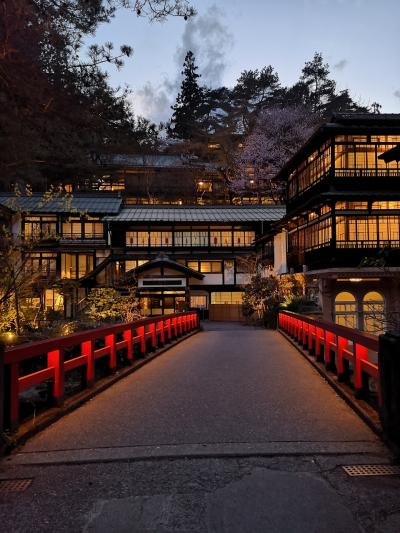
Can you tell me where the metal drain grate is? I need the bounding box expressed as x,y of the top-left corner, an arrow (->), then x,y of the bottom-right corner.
342,465 -> 400,477
0,479 -> 33,493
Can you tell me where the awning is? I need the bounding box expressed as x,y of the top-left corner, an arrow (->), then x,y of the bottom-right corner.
133,254 -> 204,280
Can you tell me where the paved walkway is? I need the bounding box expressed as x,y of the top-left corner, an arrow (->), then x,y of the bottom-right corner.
1,323 -> 399,532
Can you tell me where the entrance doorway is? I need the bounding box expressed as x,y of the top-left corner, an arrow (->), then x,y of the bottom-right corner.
140,291 -> 186,316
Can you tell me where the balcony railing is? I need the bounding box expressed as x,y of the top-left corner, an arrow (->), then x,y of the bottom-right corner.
335,168 -> 400,179
278,310 -> 379,406
3,312 -> 198,431
61,233 -> 105,240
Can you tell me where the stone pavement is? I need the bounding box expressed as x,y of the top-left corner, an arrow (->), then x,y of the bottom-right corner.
1,322 -> 400,532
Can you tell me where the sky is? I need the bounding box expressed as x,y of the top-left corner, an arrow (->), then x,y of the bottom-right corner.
85,0 -> 400,124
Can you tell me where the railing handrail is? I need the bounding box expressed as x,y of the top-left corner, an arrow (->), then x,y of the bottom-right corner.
4,312 -> 193,364
2,311 -> 199,431
279,310 -> 379,351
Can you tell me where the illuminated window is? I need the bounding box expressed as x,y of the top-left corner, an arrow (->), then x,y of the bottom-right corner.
62,219 -> 82,239
150,231 -> 172,247
44,289 -> 64,311
233,231 -> 255,247
197,180 -> 213,192
335,202 -> 368,210
175,231 -> 192,246
372,201 -> 400,210
210,230 -> 232,247
126,231 -> 149,247
200,261 -> 222,273
61,254 -> 93,279
26,253 -> 57,275
191,231 -> 208,247
334,292 -> 357,329
191,296 -> 207,309
363,292 -> 385,334
24,216 -> 57,239
211,292 -> 243,304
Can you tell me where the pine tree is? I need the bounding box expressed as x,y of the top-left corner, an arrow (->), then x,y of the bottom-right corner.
169,51 -> 205,139
300,52 -> 336,115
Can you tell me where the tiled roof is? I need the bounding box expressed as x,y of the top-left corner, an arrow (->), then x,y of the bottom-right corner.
99,153 -> 215,169
0,194 -> 122,214
106,205 -> 286,223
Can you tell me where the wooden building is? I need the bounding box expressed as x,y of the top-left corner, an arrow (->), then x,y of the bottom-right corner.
260,113 -> 400,333
0,194 -> 284,321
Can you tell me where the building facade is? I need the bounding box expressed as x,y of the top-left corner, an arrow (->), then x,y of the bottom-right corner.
0,194 -> 284,321
261,113 -> 400,333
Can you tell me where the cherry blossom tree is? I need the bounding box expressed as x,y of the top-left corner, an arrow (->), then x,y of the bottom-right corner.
231,106 -> 319,203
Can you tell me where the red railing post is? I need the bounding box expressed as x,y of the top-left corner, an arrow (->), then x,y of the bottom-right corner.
337,336 -> 349,382
82,339 -> 94,387
105,334 -> 116,372
158,319 -> 165,345
136,325 -> 146,355
124,329 -> 133,363
354,343 -> 369,398
324,331 -> 336,370
166,318 -> 172,341
149,323 -> 156,349
47,349 -> 65,407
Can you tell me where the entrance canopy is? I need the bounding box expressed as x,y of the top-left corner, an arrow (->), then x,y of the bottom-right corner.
132,253 -> 204,280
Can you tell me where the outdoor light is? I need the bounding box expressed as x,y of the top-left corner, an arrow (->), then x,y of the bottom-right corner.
250,179 -> 255,184
349,278 -> 363,282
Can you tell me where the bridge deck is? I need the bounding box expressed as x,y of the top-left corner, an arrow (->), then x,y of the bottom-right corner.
9,323 -> 383,460
2,323 -> 398,533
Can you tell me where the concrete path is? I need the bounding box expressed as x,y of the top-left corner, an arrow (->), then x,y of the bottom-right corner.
1,323 -> 399,532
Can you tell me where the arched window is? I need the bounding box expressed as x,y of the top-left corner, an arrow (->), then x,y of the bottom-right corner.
334,292 -> 357,329
362,291 -> 385,334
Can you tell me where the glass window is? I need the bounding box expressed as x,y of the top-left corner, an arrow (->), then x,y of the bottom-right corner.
336,202 -> 368,210
191,296 -> 207,309
233,231 -> 255,247
175,231 -> 192,246
62,219 -> 82,239
372,201 -> 400,210
211,292 -> 243,304
26,253 -> 57,275
191,231 -> 209,247
200,261 -> 222,273
44,289 -> 64,311
378,217 -> 400,242
61,254 -> 93,279
334,292 -> 357,329
24,216 -> 57,239
187,261 -> 199,271
363,292 -> 385,334
84,221 -> 103,239
126,231 -> 149,247
150,231 -> 172,247
210,230 -> 232,247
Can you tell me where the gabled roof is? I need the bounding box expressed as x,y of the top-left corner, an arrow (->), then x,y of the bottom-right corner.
0,194 -> 122,215
106,205 -> 285,223
134,254 -> 204,280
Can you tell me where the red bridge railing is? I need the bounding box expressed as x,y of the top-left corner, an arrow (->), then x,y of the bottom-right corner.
278,310 -> 380,405
3,311 -> 198,430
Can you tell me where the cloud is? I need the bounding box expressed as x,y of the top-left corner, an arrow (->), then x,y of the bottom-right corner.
334,59 -> 348,71
175,4 -> 234,88
394,90 -> 400,100
133,82 -> 171,124
133,5 -> 234,124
